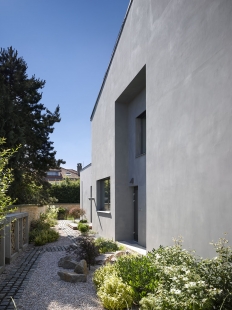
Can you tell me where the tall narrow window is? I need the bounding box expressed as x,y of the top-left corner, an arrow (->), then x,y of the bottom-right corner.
97,177 -> 111,211
136,110 -> 146,156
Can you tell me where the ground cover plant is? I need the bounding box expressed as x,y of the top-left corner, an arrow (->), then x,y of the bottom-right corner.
29,207 -> 59,246
93,236 -> 232,310
94,237 -> 124,253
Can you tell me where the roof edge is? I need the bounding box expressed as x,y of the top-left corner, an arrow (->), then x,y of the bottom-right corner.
80,163 -> 92,172
90,0 -> 134,121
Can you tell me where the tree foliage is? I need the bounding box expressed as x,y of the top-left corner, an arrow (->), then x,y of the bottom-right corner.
0,47 -> 65,204
0,138 -> 18,222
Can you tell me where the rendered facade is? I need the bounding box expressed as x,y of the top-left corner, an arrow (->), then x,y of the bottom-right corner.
81,0 -> 232,257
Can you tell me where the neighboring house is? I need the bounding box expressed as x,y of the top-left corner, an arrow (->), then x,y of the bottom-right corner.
46,165 -> 81,183
80,0 -> 232,257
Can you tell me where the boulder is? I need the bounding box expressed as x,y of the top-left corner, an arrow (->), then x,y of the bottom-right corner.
74,259 -> 89,275
57,271 -> 87,283
62,260 -> 79,269
58,256 -> 78,269
58,255 -> 72,267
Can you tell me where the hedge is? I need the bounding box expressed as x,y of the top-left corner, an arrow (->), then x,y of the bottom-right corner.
49,179 -> 80,203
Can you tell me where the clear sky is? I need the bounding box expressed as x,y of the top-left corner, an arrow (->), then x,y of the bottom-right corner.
0,0 -> 130,170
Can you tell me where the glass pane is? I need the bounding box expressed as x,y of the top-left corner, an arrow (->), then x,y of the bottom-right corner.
104,178 -> 110,210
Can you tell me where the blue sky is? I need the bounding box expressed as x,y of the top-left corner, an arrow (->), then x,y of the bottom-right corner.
0,0 -> 130,170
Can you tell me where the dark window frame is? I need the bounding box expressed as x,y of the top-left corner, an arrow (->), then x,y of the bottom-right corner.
136,110 -> 146,156
97,177 -> 111,211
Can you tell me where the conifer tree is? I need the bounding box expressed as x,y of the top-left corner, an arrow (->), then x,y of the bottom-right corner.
0,47 -> 65,204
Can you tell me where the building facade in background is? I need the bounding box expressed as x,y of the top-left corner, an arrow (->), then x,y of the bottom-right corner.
81,0 -> 232,257
46,165 -> 81,183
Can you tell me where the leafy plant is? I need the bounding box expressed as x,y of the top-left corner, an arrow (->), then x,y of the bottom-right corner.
57,207 -> 68,219
39,206 -> 58,227
78,235 -> 99,268
138,238 -> 221,310
94,237 -> 122,254
29,207 -> 59,245
69,206 -> 85,222
33,229 -> 59,246
198,235 -> 232,310
97,274 -> 135,310
78,222 -> 89,233
115,254 -> 159,301
93,264 -> 118,289
79,219 -> 88,223
93,236 -> 232,310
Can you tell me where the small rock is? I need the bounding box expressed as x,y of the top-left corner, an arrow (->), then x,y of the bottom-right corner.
57,271 -> 87,283
74,259 -> 88,275
104,250 -> 131,265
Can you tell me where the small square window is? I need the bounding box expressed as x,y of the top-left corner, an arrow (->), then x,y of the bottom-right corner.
97,177 -> 111,211
136,110 -> 146,156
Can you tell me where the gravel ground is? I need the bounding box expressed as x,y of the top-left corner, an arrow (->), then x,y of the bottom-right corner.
2,222 -> 105,310
17,251 -> 104,310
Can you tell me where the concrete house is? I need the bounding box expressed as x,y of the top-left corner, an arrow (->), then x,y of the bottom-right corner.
81,0 -> 232,257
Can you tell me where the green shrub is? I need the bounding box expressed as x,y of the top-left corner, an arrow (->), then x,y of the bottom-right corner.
93,264 -> 117,289
115,254 -> 159,301
57,207 -> 68,219
94,236 -> 232,310
94,237 -> 121,254
78,235 -> 99,267
79,219 -> 87,223
49,179 -> 80,203
29,207 -> 59,246
30,219 -> 50,231
138,238 -> 221,310
33,229 -> 59,246
97,274 -> 135,310
38,206 -> 58,227
78,222 -> 89,233
198,236 -> 232,310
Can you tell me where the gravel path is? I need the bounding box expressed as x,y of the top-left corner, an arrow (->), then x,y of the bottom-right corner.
17,252 -> 103,310
6,221 -> 104,310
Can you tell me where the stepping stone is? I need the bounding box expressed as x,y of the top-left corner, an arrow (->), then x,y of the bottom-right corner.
68,223 -> 78,230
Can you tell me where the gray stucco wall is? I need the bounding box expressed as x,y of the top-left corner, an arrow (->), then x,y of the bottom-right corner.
146,0 -> 232,257
85,0 -> 232,257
